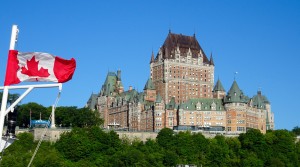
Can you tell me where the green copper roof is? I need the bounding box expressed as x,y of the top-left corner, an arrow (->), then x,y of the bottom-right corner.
118,81 -> 123,87
252,91 -> 269,109
138,92 -> 145,103
144,101 -> 155,110
121,89 -> 139,102
179,98 -> 225,111
101,72 -> 117,96
166,97 -> 177,110
224,80 -> 249,103
155,93 -> 162,103
213,79 -> 225,92
144,78 -> 155,90
86,93 -> 98,110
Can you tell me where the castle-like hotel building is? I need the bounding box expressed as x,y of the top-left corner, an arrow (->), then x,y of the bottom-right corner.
86,31 -> 274,134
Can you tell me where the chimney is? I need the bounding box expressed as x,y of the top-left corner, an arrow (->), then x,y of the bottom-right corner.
117,70 -> 121,81
129,86 -> 132,91
257,91 -> 262,96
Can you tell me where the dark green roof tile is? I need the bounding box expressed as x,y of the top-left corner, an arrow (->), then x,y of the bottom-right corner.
166,97 -> 176,109
252,91 -> 269,109
156,93 -> 162,103
180,98 -> 225,111
213,78 -> 225,92
144,78 -> 155,90
224,80 -> 248,103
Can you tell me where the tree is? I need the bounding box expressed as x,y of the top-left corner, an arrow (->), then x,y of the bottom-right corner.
241,152 -> 264,167
55,127 -> 93,161
265,130 -> 298,166
1,133 -> 35,167
156,128 -> 175,150
0,92 -> 20,105
207,135 -> 230,167
292,126 -> 300,136
142,139 -> 164,166
296,141 -> 300,165
53,106 -> 77,127
239,129 -> 268,162
226,137 -> 241,166
55,126 -> 121,162
55,106 -> 103,128
17,102 -> 49,127
175,131 -> 197,164
191,133 -> 209,165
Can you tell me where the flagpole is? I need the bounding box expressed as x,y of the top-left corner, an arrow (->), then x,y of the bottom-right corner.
0,25 -> 18,150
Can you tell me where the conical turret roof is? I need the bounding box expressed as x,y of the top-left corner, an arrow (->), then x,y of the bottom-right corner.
224,80 -> 249,103
213,78 -> 225,92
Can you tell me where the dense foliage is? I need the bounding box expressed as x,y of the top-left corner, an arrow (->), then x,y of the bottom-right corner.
16,102 -> 102,128
1,127 -> 300,167
1,101 -> 299,166
292,126 -> 300,135
0,92 -> 20,105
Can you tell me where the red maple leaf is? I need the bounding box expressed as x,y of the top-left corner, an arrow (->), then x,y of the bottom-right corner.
21,56 -> 50,77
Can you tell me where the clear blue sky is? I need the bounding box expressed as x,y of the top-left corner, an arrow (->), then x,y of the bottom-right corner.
1,1 -> 299,130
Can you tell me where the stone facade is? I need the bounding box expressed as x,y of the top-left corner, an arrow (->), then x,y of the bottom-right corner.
87,32 -> 275,134
150,32 -> 214,104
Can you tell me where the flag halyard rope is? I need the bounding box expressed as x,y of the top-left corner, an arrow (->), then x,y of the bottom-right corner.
27,91 -> 61,167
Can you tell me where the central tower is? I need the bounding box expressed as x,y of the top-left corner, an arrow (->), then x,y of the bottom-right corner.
150,31 -> 215,104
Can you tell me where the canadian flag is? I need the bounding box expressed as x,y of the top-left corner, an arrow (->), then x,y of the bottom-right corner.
4,50 -> 76,86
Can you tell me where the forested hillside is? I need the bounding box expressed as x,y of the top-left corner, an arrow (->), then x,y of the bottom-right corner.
1,127 -> 300,167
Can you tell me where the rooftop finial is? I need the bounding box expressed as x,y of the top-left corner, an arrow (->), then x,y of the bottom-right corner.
209,52 -> 214,66
234,72 -> 238,81
150,49 -> 155,63
258,86 -> 262,95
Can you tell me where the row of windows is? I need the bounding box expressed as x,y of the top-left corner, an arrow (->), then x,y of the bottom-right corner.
169,70 -> 209,77
168,66 -> 210,72
227,120 -> 245,124
168,74 -> 210,81
227,127 -> 245,131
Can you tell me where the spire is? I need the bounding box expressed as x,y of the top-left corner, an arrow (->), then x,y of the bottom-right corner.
213,78 -> 225,92
228,80 -> 242,96
144,77 -> 155,90
209,52 -> 214,66
193,28 -> 196,38
150,50 -> 155,63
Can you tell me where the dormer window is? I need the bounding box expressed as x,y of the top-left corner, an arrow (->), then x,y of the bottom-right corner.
196,102 -> 201,110
211,102 -> 216,111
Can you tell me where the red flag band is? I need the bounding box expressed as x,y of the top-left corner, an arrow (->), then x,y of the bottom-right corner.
4,50 -> 76,86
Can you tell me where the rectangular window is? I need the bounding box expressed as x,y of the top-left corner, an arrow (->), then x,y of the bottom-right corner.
237,127 -> 245,131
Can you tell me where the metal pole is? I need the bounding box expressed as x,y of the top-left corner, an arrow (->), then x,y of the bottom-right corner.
0,25 -> 18,149
51,105 -> 55,128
